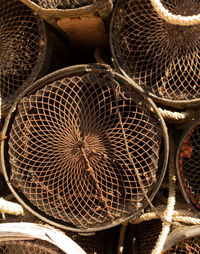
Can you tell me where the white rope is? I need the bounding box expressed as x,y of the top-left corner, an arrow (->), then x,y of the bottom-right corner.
151,138 -> 176,254
158,108 -> 191,121
0,198 -> 24,216
150,0 -> 200,26
132,209 -> 200,225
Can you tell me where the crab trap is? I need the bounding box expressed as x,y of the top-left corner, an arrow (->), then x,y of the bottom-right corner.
0,0 -> 73,115
1,64 -> 168,232
110,0 -> 200,108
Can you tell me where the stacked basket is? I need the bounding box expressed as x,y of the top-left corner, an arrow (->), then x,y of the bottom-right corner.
1,0 -> 200,253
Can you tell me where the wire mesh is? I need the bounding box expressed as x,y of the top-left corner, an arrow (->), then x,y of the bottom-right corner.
177,117 -> 200,211
110,0 -> 200,107
134,220 -> 200,253
0,0 -> 46,113
0,239 -> 65,254
4,66 -> 167,231
30,0 -> 100,9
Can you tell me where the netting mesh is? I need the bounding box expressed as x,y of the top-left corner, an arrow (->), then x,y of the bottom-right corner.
0,239 -> 64,254
135,220 -> 200,253
70,231 -> 106,254
110,0 -> 200,103
166,237 -> 200,253
30,0 -> 100,9
8,70 -> 164,230
135,219 -> 162,254
0,0 -> 45,112
178,120 -> 200,210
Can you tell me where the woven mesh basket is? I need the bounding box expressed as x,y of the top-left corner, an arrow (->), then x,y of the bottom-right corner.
176,114 -> 200,213
132,220 -> 200,253
0,222 -> 86,254
110,0 -> 200,108
1,64 -> 168,232
0,0 -> 72,115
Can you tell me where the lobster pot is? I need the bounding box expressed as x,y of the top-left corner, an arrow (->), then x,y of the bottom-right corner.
176,115 -> 200,213
0,0 -> 72,115
20,0 -> 113,52
110,0 -> 200,109
0,223 -> 86,254
1,64 -> 168,233
132,220 -> 200,253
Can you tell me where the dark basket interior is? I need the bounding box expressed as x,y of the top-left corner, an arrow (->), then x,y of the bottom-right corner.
0,0 -> 46,113
110,0 -> 200,104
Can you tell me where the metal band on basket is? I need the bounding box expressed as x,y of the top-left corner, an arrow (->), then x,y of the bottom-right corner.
1,64 -> 168,232
110,0 -> 200,108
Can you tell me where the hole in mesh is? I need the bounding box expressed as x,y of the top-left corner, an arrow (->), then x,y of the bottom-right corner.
8,71 -> 163,229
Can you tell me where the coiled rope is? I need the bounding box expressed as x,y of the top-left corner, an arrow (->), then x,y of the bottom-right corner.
150,0 -> 200,26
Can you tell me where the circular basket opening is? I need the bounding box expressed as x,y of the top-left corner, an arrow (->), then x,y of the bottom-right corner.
110,0 -> 200,108
1,64 -> 168,232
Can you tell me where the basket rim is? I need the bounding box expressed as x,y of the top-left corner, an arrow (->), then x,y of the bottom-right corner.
109,0 -> 200,110
1,63 -> 169,233
0,222 -> 86,254
176,113 -> 200,214
20,0 -> 113,17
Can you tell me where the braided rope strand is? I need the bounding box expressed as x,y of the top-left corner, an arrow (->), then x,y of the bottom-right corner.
150,0 -> 200,26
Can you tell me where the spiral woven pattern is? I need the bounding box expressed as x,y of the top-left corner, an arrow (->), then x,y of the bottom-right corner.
0,0 -> 45,112
110,0 -> 200,104
178,120 -> 200,210
0,240 -> 64,254
8,70 -> 163,230
31,0 -> 100,9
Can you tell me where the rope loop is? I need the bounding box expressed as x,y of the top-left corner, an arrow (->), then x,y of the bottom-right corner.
151,0 -> 200,26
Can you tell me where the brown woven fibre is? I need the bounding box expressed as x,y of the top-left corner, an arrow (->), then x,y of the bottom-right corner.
8,70 -> 164,230
0,239 -> 65,254
0,0 -> 45,112
110,0 -> 200,104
